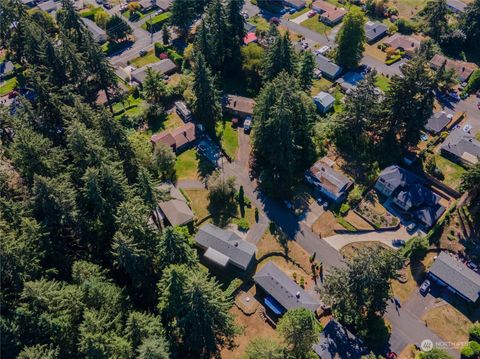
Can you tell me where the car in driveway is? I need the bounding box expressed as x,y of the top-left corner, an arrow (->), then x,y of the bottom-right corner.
392,239 -> 405,247
307,10 -> 316,17
244,117 -> 252,134
419,279 -> 430,295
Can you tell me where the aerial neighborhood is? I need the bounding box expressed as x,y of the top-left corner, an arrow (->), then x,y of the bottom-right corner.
1,0 -> 480,358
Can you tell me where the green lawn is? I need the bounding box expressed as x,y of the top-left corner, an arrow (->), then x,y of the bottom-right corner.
301,14 -> 331,35
141,12 -> 172,32
113,95 -> 144,119
435,155 -> 467,190
175,149 -> 215,181
375,75 -> 390,92
333,87 -> 344,113
130,50 -> 159,67
310,78 -> 334,96
248,15 -> 269,33
0,76 -> 18,96
216,120 -> 239,159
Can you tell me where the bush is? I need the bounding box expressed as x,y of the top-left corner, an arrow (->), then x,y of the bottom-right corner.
385,55 -> 401,65
470,341 -> 480,354
236,218 -> 249,231
469,324 -> 480,342
225,278 -> 243,297
167,48 -> 183,66
145,12 -> 171,33
464,69 -> 480,94
461,344 -> 475,358
347,185 -> 363,207
340,203 -> 350,216
396,18 -> 416,34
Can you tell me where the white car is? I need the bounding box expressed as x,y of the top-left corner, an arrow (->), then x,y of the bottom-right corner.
317,45 -> 330,55
463,124 -> 472,133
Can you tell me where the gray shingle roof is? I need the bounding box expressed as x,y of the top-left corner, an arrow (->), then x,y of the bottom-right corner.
446,0 -> 467,11
425,112 -> 452,133
81,18 -> 107,43
441,128 -> 480,165
429,252 -> 480,302
157,184 -> 193,227
395,183 -> 439,209
313,91 -> 335,109
315,55 -> 342,79
195,223 -> 256,271
365,21 -> 388,43
377,165 -> 418,191
412,204 -> 446,228
254,261 -> 320,312
131,59 -> 177,84
313,320 -> 366,359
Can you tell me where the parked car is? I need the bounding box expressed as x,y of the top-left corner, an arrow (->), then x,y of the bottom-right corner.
419,279 -> 430,295
406,223 -> 416,232
279,8 -> 287,15
317,45 -> 330,55
244,117 -> 252,134
270,17 -> 280,25
307,10 -> 316,18
139,49 -> 147,57
392,239 -> 406,247
103,2 -> 112,9
289,8 -> 297,14
463,124 -> 472,133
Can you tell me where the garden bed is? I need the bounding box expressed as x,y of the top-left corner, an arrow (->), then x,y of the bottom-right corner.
355,190 -> 399,229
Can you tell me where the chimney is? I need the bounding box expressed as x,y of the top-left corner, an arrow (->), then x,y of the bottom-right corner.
234,100 -> 237,107
234,242 -> 239,247
296,291 -> 300,298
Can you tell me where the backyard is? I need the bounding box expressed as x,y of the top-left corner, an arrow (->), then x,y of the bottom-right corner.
310,78 -> 334,96
113,94 -> 145,120
434,155 -> 466,190
175,149 -> 214,182
216,120 -> 239,160
375,75 -> 391,92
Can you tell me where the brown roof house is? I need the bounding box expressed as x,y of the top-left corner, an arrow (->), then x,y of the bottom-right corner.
151,183 -> 194,227
223,95 -> 255,118
429,54 -> 478,82
383,34 -> 421,57
151,122 -> 197,153
312,0 -> 346,25
305,157 -> 353,203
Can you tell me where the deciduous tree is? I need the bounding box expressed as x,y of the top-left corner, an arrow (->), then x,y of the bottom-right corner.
335,8 -> 365,69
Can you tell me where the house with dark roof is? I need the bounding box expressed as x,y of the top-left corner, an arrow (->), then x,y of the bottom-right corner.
131,59 -> 177,85
429,252 -> 480,303
375,165 -> 446,228
305,158 -> 353,203
254,261 -> 321,316
155,0 -> 172,11
315,55 -> 343,80
446,0 -> 467,13
195,223 -> 257,272
152,183 -> 194,227
37,0 -> 60,13
151,122 -> 196,153
284,0 -> 306,10
81,18 -> 107,44
365,21 -> 388,44
429,54 -> 478,82
441,128 -> 480,166
313,320 -> 367,359
223,94 -> 255,118
175,101 -> 192,122
383,34 -> 421,57
425,111 -> 453,134
313,91 -> 335,114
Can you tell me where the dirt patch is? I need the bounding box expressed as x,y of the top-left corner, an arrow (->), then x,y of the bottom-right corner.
340,241 -> 391,259
221,306 -> 280,359
422,304 -> 472,343
311,211 -> 343,237
345,211 -> 374,230
365,44 -> 387,62
398,344 -> 418,359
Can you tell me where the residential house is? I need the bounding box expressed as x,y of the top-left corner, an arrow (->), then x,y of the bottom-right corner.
150,122 -> 196,153
311,0 -> 346,25
313,91 -> 335,114
131,59 -> 177,85
138,0 -> 155,12
429,54 -> 478,82
375,165 -> 446,228
152,183 -> 194,227
446,0 -> 467,13
244,22 -> 257,34
37,0 -> 60,13
284,0 -> 306,9
155,0 -> 172,11
305,157 -> 353,203
175,101 -> 192,122
313,320 -> 367,359
441,128 -> 480,166
315,55 -> 343,80
243,32 -> 258,45
425,111 -> 453,134
254,261 -> 321,316
195,223 -> 257,272
223,94 -> 255,118
21,0 -> 37,7
81,18 -> 107,44
365,21 -> 388,44
0,61 -> 14,77
383,34 -> 421,57
429,251 -> 480,303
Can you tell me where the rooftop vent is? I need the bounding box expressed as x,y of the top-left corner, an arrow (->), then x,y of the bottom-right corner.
296,291 -> 300,298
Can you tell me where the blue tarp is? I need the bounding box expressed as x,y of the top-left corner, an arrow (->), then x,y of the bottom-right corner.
264,295 -> 285,316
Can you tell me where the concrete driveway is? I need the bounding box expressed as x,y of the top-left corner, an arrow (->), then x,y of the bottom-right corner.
322,226 -> 417,250
291,12 -> 310,24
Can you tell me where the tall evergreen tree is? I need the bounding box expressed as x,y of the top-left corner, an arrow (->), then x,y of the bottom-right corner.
460,0 -> 480,47
298,51 -> 316,91
192,53 -> 222,134
335,8 -> 365,69
263,32 -> 295,81
423,0 -> 449,42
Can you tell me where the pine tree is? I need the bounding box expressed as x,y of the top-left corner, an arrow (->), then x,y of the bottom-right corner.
157,227 -> 197,270
423,0 -> 448,42
298,51 -> 316,91
263,32 -> 295,81
335,8 -> 365,69
192,53 -> 222,134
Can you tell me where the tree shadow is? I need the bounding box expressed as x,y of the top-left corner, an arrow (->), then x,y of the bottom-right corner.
365,315 -> 391,354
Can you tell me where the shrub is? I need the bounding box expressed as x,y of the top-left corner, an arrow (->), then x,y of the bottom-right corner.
340,203 -> 350,216
461,345 -> 475,358
470,341 -> 480,354
385,55 -> 401,65
236,218 -> 249,231
225,278 -> 243,297
167,48 -> 183,66
464,69 -> 480,94
469,324 -> 480,342
396,18 -> 416,34
347,185 -> 363,207
154,42 -> 166,57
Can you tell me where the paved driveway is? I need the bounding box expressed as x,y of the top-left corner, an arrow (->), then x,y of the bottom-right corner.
291,12 -> 310,24
322,226 -> 418,250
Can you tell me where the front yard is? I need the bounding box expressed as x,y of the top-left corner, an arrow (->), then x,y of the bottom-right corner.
300,14 -> 332,35
216,120 -> 239,160
422,304 -> 473,344
0,76 -> 17,96
129,50 -> 160,68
